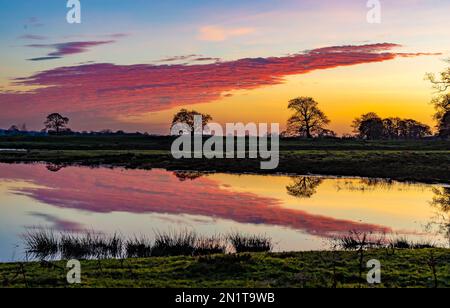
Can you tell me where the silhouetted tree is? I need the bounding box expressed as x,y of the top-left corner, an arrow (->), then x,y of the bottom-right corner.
438,111 -> 450,138
286,97 -> 330,138
352,112 -> 380,135
171,109 -> 212,134
8,125 -> 19,132
286,177 -> 324,199
427,60 -> 450,93
44,113 -> 69,134
354,113 -> 431,140
357,114 -> 384,140
427,61 -> 450,137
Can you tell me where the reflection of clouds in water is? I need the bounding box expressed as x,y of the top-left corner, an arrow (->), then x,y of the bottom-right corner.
0,164 -> 392,238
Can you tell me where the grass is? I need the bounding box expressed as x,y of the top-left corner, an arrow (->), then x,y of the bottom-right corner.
0,136 -> 449,183
228,233 -> 273,253
22,230 -> 272,260
24,229 -> 59,260
1,249 -> 449,288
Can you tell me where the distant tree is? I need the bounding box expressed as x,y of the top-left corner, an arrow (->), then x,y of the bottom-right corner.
354,113 -> 430,140
171,109 -> 212,134
8,125 -> 19,132
439,111 -> 450,138
352,112 -> 380,136
382,117 -> 402,139
44,113 -> 69,134
400,119 -> 432,139
354,113 -> 384,140
286,97 -> 330,138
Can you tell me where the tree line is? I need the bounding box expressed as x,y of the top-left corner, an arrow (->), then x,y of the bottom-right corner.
171,62 -> 449,140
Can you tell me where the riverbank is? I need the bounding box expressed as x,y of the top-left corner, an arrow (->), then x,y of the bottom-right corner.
1,249 -> 449,288
0,137 -> 449,183
0,149 -> 449,183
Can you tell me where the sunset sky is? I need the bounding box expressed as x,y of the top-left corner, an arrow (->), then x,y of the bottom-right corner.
0,0 -> 449,135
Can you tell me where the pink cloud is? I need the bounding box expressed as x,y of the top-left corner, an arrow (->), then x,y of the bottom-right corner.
0,43 -> 437,130
198,26 -> 255,41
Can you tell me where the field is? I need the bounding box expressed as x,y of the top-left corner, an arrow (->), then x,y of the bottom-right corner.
0,249 -> 449,288
0,136 -> 449,183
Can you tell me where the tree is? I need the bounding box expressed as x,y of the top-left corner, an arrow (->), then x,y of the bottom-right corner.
353,113 -> 383,140
44,113 -> 69,134
426,59 -> 450,93
439,111 -> 450,138
427,61 -> 450,137
354,113 -> 431,140
8,125 -> 19,132
400,119 -> 431,139
171,109 -> 212,133
286,97 -> 330,138
352,112 -> 380,135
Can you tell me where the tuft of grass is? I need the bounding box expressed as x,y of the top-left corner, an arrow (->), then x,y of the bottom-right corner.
23,230 -> 270,260
23,229 -> 59,260
228,233 -> 273,253
195,235 -> 227,256
152,230 -> 197,257
125,236 -> 152,258
390,237 -> 437,250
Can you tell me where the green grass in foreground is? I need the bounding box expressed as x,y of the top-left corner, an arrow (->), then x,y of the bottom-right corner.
1,249 -> 449,288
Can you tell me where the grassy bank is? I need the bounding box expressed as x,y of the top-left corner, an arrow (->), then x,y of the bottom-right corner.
1,249 -> 449,288
0,136 -> 449,183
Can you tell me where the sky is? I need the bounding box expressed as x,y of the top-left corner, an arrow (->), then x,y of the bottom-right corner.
0,0 -> 449,135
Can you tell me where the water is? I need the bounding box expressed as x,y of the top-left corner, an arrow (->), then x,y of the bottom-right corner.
0,163 -> 448,261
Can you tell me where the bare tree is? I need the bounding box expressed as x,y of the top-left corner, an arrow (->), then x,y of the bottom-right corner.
426,59 -> 450,93
286,97 -> 330,138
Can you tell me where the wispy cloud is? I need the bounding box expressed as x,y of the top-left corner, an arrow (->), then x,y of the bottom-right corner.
198,26 -> 255,41
23,17 -> 44,29
26,40 -> 115,61
19,34 -> 48,41
156,54 -> 221,63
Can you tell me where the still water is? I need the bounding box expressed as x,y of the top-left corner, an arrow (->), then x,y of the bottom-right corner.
0,163 -> 448,261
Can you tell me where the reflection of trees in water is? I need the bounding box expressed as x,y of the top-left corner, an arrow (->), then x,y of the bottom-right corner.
335,178 -> 397,192
286,177 -> 323,199
46,163 -> 66,172
173,171 -> 205,182
428,187 -> 450,247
